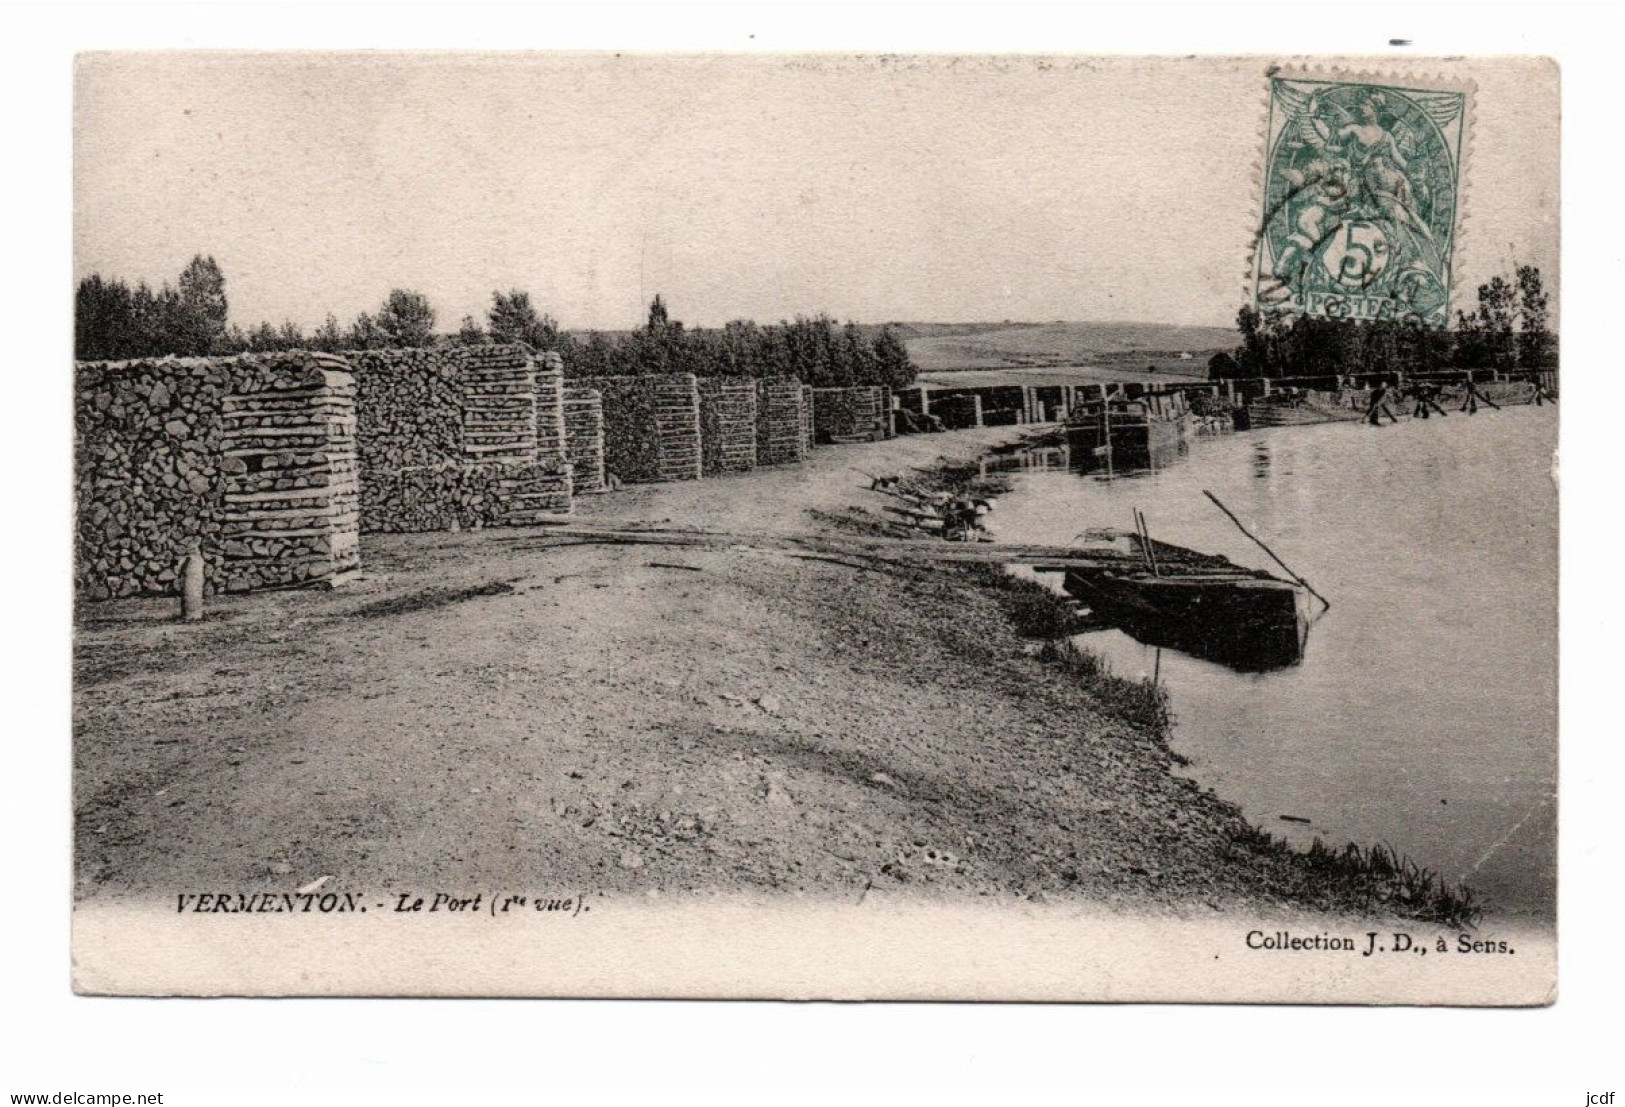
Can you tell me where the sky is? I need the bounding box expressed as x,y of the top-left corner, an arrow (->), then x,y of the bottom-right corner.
74,53 -> 1559,333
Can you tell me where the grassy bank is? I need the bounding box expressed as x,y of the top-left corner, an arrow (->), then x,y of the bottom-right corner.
836,445 -> 1481,928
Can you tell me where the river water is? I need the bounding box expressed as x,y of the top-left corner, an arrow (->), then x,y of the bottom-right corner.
991,406 -> 1559,922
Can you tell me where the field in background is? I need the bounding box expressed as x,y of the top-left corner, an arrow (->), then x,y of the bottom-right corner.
897,321 -> 1235,375
915,364 -> 1209,388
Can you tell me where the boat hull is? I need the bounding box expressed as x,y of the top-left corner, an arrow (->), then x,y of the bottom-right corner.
1063,568 -> 1312,671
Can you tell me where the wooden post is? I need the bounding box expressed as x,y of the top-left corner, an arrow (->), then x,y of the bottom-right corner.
180,539 -> 205,622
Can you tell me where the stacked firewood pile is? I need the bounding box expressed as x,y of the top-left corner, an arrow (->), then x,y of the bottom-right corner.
930,393 -> 983,430
577,374 -> 703,485
532,351 -> 569,466
754,377 -> 807,466
459,345 -> 541,461
75,352 -> 361,598
563,386 -> 607,494
352,344 -> 574,531
218,356 -> 360,591
801,385 -> 816,450
361,458 -> 570,532
350,348 -> 464,470
812,386 -> 890,443
651,374 -> 703,481
698,377 -> 759,475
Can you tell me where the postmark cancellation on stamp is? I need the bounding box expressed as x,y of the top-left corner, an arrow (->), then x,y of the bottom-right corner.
1254,70 -> 1472,329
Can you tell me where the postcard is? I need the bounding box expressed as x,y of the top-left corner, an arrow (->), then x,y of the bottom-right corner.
71,52 -> 1558,1002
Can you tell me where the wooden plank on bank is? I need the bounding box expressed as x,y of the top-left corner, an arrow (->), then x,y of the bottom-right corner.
487,523 -> 1153,571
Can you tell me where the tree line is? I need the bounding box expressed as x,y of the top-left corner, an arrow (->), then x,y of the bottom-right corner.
75,258 -> 917,389
1209,266 -> 1556,380
536,295 -> 915,388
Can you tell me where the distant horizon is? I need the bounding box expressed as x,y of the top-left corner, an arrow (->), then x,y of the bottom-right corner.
551,316 -> 1243,334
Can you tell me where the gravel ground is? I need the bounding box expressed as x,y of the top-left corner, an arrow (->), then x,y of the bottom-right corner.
74,428 -> 1423,919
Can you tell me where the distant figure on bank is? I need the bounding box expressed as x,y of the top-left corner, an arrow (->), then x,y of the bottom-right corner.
942,495 -> 989,542
1365,379 -> 1400,426
1409,381 -> 1449,419
1459,374 -> 1501,414
1531,377 -> 1558,406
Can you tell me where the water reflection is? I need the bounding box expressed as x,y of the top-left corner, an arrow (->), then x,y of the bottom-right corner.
1064,426 -> 1190,479
994,410 -> 1559,919
1251,440 -> 1272,479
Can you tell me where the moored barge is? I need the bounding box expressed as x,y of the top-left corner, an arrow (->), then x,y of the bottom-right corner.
1058,533 -> 1313,671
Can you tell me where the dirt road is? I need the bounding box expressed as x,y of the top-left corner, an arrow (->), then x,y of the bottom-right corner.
74,427 -> 1429,919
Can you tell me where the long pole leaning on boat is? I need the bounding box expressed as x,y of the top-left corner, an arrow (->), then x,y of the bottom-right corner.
1134,508 -> 1162,577
1201,490 -> 1331,612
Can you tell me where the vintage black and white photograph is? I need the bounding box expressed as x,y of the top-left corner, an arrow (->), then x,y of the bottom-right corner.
69,52 -> 1560,1002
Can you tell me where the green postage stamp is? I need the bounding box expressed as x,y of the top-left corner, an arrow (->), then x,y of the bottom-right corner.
1254,70 -> 1471,328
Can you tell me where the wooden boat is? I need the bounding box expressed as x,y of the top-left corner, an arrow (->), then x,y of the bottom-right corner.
1060,536 -> 1313,671
1065,392 -> 1193,461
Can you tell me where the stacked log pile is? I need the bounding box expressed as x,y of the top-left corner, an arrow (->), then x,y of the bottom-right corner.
77,358 -> 227,598
928,386 -> 1020,426
754,377 -> 807,466
1020,386 -> 1045,423
532,351 -> 569,469
812,386 -> 889,443
362,458 -> 571,531
578,374 -> 703,485
931,393 -> 984,430
801,385 -> 817,450
652,374 -> 704,482
698,377 -> 759,475
563,386 -> 607,494
352,344 -> 574,532
493,462 -> 573,524
894,386 -> 931,418
458,345 -> 538,460
1023,385 -> 1070,423
577,376 -> 658,483
971,385 -> 1024,427
350,348 -> 463,469
218,355 -> 360,592
75,352 -> 360,599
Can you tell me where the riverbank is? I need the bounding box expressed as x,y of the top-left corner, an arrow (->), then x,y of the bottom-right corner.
990,407 -> 1558,924
74,426 -> 1471,924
